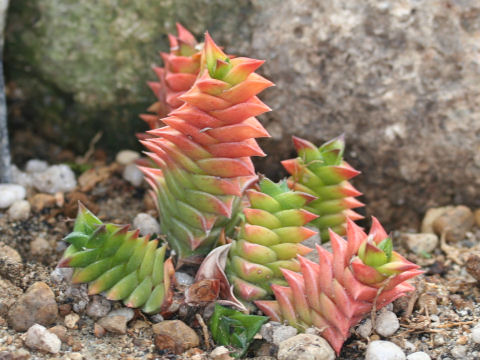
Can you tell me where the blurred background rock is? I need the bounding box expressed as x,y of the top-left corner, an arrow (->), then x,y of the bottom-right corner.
4,0 -> 480,228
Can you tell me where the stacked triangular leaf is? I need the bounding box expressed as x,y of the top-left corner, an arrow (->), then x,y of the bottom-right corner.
226,178 -> 318,302
255,218 -> 423,354
58,204 -> 175,314
140,33 -> 273,264
282,136 -> 364,241
139,23 -> 201,133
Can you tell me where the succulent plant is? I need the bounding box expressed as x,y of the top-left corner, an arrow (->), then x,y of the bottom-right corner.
226,178 -> 318,302
209,304 -> 268,358
139,23 -> 201,133
255,217 -> 423,354
140,32 -> 273,264
58,204 -> 175,314
282,136 -> 364,242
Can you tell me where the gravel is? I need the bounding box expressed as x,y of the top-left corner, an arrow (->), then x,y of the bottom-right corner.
375,310 -> 400,337
261,322 -> 298,345
116,150 -> 140,165
25,159 -> 48,173
471,324 -> 480,344
406,352 -> 431,360
122,163 -> 144,187
277,333 -> 335,360
7,200 -> 31,221
86,296 -> 111,319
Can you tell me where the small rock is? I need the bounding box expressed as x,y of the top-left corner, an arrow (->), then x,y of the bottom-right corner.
450,345 -> 467,359
0,278 -> 23,317
86,296 -> 111,319
365,341 -> 405,360
0,184 -> 26,209
94,323 -> 106,338
50,267 -> 74,284
48,325 -> 68,342
466,254 -> 480,282
402,233 -> 438,255
175,272 -> 195,286
32,164 -> 77,194
116,150 -> 140,165
153,320 -> 199,353
68,353 -> 83,360
209,346 -> 233,360
471,324 -> 480,344
433,334 -> 445,346
58,304 -> 72,316
30,237 -> 50,256
64,284 -> 89,313
107,307 -> 134,322
11,165 -> 33,188
421,206 -> 453,233
123,163 -> 143,187
7,282 -> 58,332
29,193 -> 56,212
277,333 -> 335,360
356,318 -> 372,339
406,352 -> 431,360
0,243 -> 22,263
150,314 -> 164,323
97,315 -> 128,334
133,213 -> 161,236
7,200 -> 31,221
64,313 -> 80,329
375,310 -> 399,337
474,209 -> 480,227
432,205 -> 474,243
261,322 -> 298,345
25,324 -> 61,354
25,159 -> 48,173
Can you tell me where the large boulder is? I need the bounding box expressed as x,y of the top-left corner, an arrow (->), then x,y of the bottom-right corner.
5,0 -> 480,227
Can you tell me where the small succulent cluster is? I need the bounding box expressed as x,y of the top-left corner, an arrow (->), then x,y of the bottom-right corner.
59,204 -> 174,314
59,23 -> 422,356
255,218 -> 422,354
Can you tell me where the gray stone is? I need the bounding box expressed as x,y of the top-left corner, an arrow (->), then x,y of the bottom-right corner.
25,324 -> 61,354
6,0 -> 480,227
7,200 -> 30,221
471,324 -> 480,344
50,267 -> 73,284
86,296 -> 111,319
133,212 -> 160,236
356,318 -> 372,339
0,184 -> 26,208
366,341 -> 405,360
25,159 -> 48,173
123,163 -> 144,187
11,165 -> 33,188
407,352 -> 431,360
30,236 -> 50,256
375,310 -> 400,337
116,150 -> 140,165
64,284 -> 89,313
261,322 -> 298,346
277,333 -> 335,360
107,307 -> 134,322
32,165 -> 77,194
402,233 -> 438,255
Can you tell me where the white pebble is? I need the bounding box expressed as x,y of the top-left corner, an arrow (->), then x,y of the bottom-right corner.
366,341 -> 406,360
471,324 -> 480,344
25,324 -> 61,354
278,333 -> 335,360
407,352 -> 431,360
357,318 -> 372,339
123,163 -> 144,187
133,213 -> 160,236
261,322 -> 297,345
0,184 -> 26,209
116,150 -> 140,165
25,159 -> 49,173
11,165 -> 33,188
403,233 -> 438,255
375,310 -> 400,337
7,200 -> 31,220
33,165 -> 77,194
175,272 -> 195,286
209,346 -> 232,360
450,345 -> 467,359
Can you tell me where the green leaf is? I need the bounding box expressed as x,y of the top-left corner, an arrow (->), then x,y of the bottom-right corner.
209,304 -> 268,358
377,237 -> 393,262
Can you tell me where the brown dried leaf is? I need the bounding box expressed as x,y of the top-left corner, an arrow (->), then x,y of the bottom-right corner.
185,279 -> 220,305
